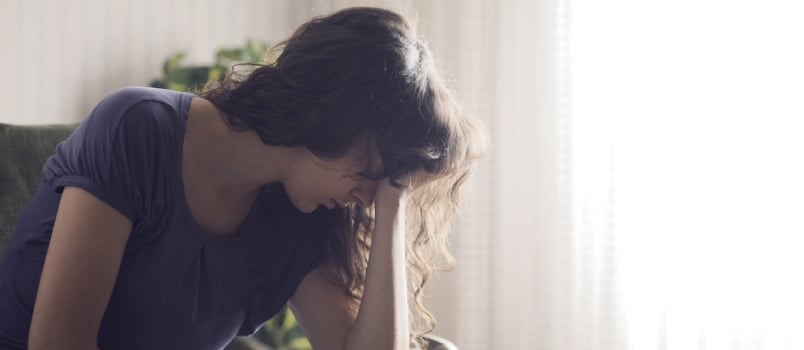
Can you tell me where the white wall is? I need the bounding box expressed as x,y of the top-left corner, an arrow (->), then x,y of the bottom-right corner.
0,0 -> 312,124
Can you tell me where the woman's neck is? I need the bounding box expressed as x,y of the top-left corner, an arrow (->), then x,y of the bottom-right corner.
183,97 -> 292,199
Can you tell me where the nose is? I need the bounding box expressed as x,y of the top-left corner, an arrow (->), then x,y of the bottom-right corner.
349,180 -> 378,207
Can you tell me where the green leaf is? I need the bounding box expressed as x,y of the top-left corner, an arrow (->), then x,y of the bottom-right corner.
289,337 -> 312,350
163,52 -> 185,75
166,82 -> 187,92
207,66 -> 225,82
282,308 -> 297,331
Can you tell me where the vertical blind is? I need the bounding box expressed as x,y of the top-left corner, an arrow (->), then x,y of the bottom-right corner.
0,0 -> 297,124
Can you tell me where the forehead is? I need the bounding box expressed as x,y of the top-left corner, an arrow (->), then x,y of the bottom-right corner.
338,138 -> 383,175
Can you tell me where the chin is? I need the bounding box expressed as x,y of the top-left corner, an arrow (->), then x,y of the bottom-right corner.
292,200 -> 320,214
290,201 -> 316,214
283,188 -> 315,213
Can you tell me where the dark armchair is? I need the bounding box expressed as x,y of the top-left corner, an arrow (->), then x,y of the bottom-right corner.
0,122 -> 77,258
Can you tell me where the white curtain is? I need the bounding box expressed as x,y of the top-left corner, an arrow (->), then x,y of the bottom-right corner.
298,0 -> 622,349
298,1 -> 804,350
572,0 -> 804,349
293,2 -> 587,349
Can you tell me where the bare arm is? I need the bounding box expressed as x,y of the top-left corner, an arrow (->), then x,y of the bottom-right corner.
290,180 -> 410,350
343,183 -> 409,350
28,186 -> 132,350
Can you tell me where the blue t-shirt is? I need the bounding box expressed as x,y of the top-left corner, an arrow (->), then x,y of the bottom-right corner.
0,87 -> 335,349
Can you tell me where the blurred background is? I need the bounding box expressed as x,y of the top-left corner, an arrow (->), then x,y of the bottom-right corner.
3,0 -> 804,349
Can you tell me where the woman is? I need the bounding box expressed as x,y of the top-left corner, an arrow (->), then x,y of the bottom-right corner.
0,7 -> 484,350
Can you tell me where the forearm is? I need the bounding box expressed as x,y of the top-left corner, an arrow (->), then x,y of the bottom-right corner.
344,199 -> 409,350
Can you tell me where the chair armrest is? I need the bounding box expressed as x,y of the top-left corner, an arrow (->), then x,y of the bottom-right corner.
421,334 -> 459,350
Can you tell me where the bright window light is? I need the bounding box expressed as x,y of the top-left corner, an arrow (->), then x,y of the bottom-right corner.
571,0 -> 804,348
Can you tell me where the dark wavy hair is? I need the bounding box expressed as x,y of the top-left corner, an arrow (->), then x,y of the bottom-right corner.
199,6 -> 486,344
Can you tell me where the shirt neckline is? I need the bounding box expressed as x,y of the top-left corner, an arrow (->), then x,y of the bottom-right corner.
175,92 -> 253,248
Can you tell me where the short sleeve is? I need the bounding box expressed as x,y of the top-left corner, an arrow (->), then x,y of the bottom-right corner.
43,87 -> 180,224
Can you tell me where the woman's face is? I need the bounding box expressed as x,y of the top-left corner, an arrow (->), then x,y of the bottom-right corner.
283,144 -> 379,213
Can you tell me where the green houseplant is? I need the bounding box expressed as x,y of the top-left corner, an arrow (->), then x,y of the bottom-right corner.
150,40 -> 312,350
149,39 -> 271,92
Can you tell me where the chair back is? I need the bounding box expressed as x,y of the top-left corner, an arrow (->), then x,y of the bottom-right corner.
0,123 -> 76,262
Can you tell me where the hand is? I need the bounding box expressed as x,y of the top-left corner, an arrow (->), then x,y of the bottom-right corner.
373,178 -> 409,213
373,172 -> 438,213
